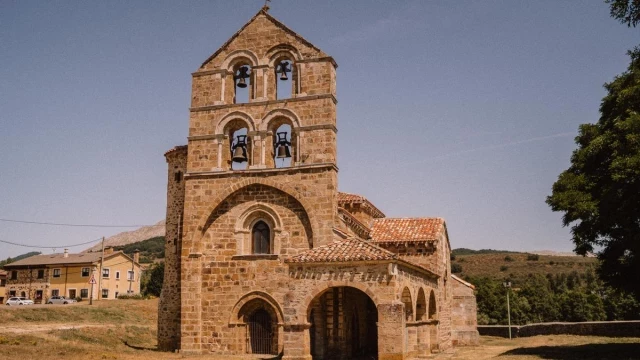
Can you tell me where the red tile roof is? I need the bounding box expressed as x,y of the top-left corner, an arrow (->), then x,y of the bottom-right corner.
286,238 -> 397,263
337,192 -> 385,218
164,145 -> 187,156
370,218 -> 445,243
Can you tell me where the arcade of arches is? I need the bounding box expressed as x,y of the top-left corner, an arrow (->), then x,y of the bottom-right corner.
158,7 -> 479,360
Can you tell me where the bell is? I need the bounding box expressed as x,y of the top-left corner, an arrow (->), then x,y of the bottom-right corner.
235,66 -> 250,89
232,146 -> 247,162
277,61 -> 290,81
276,145 -> 291,158
231,135 -> 248,163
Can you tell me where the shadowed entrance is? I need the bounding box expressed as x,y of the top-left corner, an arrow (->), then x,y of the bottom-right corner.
308,287 -> 378,360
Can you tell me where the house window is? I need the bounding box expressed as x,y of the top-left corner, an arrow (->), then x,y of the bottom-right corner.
20,291 -> 26,297
252,221 -> 271,254
81,268 -> 90,277
80,289 -> 89,299
102,268 -> 110,278
101,289 -> 109,299
51,289 -> 59,297
10,271 -> 17,280
37,269 -> 44,279
53,269 -> 61,278
127,270 -> 135,281
115,271 -> 120,280
0,279 -> 5,287
9,290 -> 16,296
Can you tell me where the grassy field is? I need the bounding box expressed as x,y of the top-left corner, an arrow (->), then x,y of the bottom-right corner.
0,299 -> 638,359
452,251 -> 597,282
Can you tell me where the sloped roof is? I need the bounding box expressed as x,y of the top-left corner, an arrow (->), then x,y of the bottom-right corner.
3,252 -> 103,267
452,274 -> 475,289
200,7 -> 328,69
338,207 -> 371,239
164,145 -> 187,157
0,269 -> 6,277
287,238 -> 397,263
337,192 -> 385,218
3,251 -> 135,268
370,218 -> 445,243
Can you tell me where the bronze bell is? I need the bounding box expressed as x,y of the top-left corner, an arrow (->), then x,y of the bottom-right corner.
231,135 -> 248,163
274,132 -> 291,159
276,145 -> 291,158
232,146 -> 247,162
277,61 -> 290,81
235,66 -> 250,89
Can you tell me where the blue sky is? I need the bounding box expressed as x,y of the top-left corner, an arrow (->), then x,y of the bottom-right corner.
0,1 -> 638,258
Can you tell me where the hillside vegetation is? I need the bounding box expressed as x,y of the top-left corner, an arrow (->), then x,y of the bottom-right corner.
113,236 -> 165,264
0,251 -> 41,268
452,249 -> 640,326
451,250 -> 596,282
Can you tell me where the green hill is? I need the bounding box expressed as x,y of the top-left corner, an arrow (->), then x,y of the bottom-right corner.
0,251 -> 42,268
112,236 -> 164,264
450,249 -> 596,283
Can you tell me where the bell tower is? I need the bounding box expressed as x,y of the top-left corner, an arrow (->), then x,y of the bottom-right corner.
159,7 -> 339,353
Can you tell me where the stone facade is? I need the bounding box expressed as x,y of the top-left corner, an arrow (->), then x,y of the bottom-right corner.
450,275 -> 479,345
158,7 -> 477,359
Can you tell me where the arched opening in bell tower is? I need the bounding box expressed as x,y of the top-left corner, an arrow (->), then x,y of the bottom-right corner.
275,58 -> 293,100
233,63 -> 253,104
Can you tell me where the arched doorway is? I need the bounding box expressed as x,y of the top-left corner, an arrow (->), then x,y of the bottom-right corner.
308,287 -> 377,360
238,299 -> 280,355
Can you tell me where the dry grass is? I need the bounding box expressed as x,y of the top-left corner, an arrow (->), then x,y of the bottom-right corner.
453,252 -> 596,281
1,299 -> 638,359
449,335 -> 640,359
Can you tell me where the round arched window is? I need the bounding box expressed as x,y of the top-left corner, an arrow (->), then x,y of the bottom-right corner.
252,221 -> 271,254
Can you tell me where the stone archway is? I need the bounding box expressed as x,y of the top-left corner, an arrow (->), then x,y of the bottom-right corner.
236,298 -> 281,355
307,287 -> 378,360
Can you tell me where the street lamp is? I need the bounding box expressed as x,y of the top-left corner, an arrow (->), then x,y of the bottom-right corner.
503,281 -> 512,339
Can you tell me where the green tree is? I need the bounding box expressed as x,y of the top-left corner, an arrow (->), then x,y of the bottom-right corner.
546,48 -> 640,299
606,0 -> 640,27
141,262 -> 164,297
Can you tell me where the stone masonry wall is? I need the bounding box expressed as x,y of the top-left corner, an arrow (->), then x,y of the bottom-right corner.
4,268 -> 50,302
451,278 -> 479,345
158,147 -> 187,351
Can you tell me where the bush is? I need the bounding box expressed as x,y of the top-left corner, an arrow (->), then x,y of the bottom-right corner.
451,263 -> 463,274
504,255 -> 514,262
527,254 -> 540,261
500,265 -> 509,272
458,257 -> 465,263
549,261 -> 555,265
450,254 -> 456,261
117,293 -> 151,300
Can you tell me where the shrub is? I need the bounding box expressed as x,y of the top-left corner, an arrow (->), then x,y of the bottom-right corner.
527,254 -> 540,261
458,257 -> 465,263
451,263 -> 463,274
549,261 -> 555,265
116,294 -> 151,300
500,265 -> 509,272
450,254 -> 456,261
504,255 -> 514,262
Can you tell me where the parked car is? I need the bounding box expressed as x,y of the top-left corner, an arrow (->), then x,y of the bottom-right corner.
5,297 -> 34,306
46,296 -> 77,305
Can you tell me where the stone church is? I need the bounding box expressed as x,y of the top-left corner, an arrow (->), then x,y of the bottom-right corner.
158,7 -> 478,359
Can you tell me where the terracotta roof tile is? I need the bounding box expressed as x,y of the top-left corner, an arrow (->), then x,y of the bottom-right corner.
164,145 -> 187,156
3,252 -> 104,267
337,192 -> 385,218
370,218 -> 444,243
286,238 -> 397,263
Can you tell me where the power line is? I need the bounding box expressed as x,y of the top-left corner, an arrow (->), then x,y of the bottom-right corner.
0,218 -> 163,228
0,237 -> 103,249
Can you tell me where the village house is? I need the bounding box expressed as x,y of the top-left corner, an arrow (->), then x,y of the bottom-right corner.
3,248 -> 141,303
158,7 -> 478,359
0,270 -> 6,304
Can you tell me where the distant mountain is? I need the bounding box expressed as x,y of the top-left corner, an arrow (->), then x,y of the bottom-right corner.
84,220 -> 165,253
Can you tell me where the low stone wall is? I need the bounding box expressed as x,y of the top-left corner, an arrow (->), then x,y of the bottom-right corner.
478,321 -> 640,338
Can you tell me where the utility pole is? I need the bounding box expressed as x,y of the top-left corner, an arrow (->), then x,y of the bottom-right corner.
503,281 -> 512,339
98,237 -> 105,301
89,266 -> 96,305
